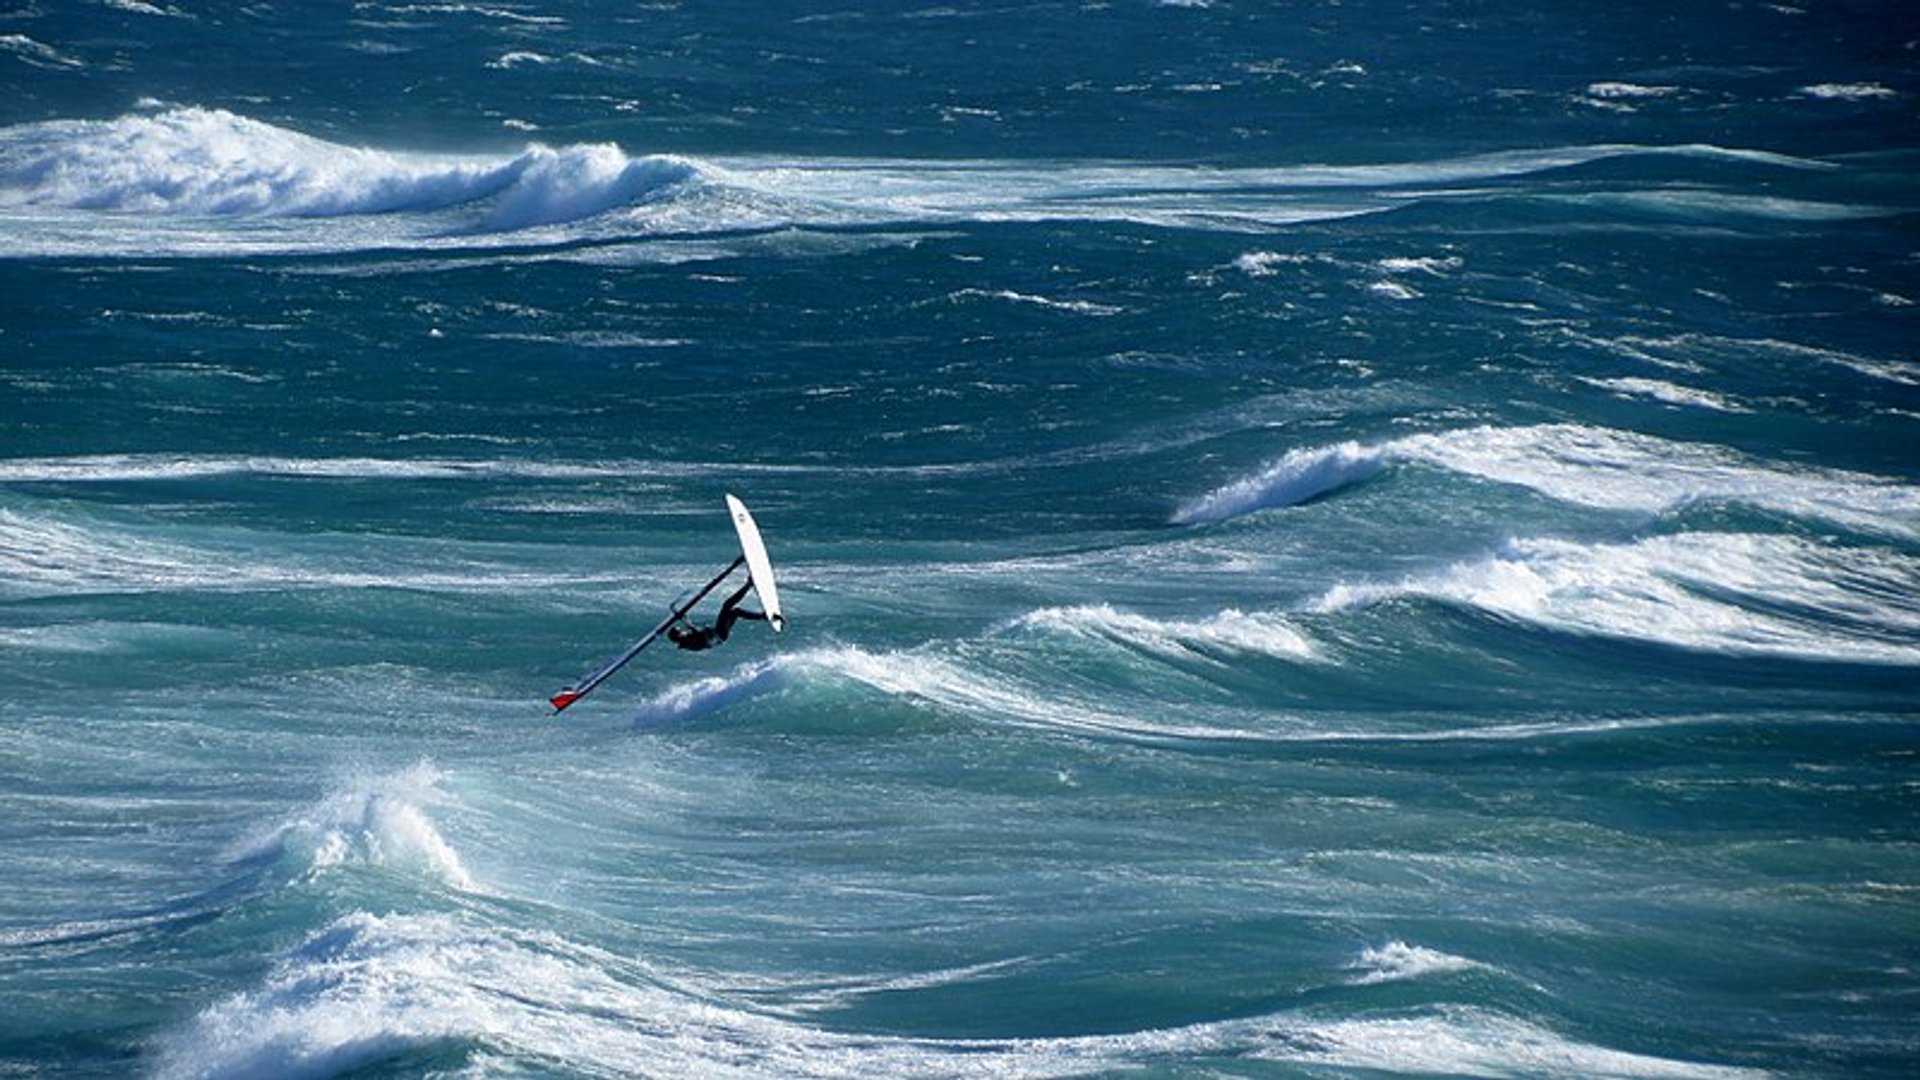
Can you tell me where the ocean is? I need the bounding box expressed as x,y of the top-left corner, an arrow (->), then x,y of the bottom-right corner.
3,2 -> 1918,1078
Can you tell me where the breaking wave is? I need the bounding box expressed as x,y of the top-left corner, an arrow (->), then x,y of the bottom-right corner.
630,658 -> 797,727
1315,532 -> 1920,666
152,909 -> 1763,1080
0,107 -> 697,228
228,764 -> 475,892
1347,941 -> 1490,985
1172,441 -> 1384,523
1173,423 -> 1920,537
1014,603 -> 1318,661
0,108 -> 1853,258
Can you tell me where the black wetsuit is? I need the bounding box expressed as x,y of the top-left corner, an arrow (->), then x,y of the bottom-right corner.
668,580 -> 766,651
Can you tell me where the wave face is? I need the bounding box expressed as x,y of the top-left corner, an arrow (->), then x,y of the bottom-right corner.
4,3 -> 1919,1080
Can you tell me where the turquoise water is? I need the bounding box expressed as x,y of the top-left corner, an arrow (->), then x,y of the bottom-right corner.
3,3 -> 1918,1078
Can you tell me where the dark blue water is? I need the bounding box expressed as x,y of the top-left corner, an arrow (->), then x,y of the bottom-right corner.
3,3 -> 1918,1078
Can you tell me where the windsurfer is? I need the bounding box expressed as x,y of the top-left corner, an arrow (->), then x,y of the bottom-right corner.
668,578 -> 766,651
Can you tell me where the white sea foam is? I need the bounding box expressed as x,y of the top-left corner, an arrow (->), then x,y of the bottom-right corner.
1579,331 -> 1920,387
614,643 -> 1748,747
0,109 -> 1846,257
0,107 -> 697,227
1798,83 -> 1899,101
1368,279 -> 1422,300
950,288 -> 1125,316
1232,250 -> 1312,276
1017,603 -> 1318,661
0,506 -> 585,599
151,909 -> 1765,1080
0,508 -> 216,596
631,658 -> 796,726
0,34 -> 83,69
1348,940 -> 1487,984
1173,423 -> 1920,538
1376,255 -> 1462,276
1579,376 -> 1750,413
229,764 -> 474,891
1586,82 -> 1680,100
1172,439 -> 1383,523
1553,188 -> 1890,222
681,645 -> 1259,744
1315,533 -> 1920,666
103,0 -> 186,14
0,451 -> 831,484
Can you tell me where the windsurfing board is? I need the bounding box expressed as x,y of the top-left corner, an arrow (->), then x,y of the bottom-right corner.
726,493 -> 785,632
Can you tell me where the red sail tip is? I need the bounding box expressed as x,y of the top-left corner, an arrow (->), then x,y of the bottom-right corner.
549,690 -> 584,713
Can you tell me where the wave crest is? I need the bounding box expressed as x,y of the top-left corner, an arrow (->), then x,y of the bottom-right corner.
1315,532 -> 1920,666
0,107 -> 696,228
1017,603 -> 1317,660
1175,423 -> 1920,536
153,909 -> 1764,1080
229,764 -> 474,891
1172,441 -> 1385,524
1347,941 -> 1489,985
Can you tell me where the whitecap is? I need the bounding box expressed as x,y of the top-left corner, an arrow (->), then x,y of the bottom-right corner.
228,763 -> 475,891
1,114 -> 1847,258
1347,940 -> 1487,984
0,107 -> 697,228
1798,83 -> 1899,101
1172,440 -> 1385,524
1578,376 -> 1750,413
1368,279 -> 1423,300
152,910 -> 1763,1080
1376,255 -> 1462,275
1174,423 -> 1920,538
486,50 -> 556,69
1585,82 -> 1680,100
764,645 -> 1243,744
948,288 -> 1125,316
1314,532 -> 1920,666
0,34 -> 84,69
1231,250 -> 1312,276
630,658 -> 796,726
1016,603 -> 1318,661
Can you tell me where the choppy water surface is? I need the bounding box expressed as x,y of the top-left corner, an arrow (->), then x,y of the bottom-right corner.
3,3 -> 1917,1078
